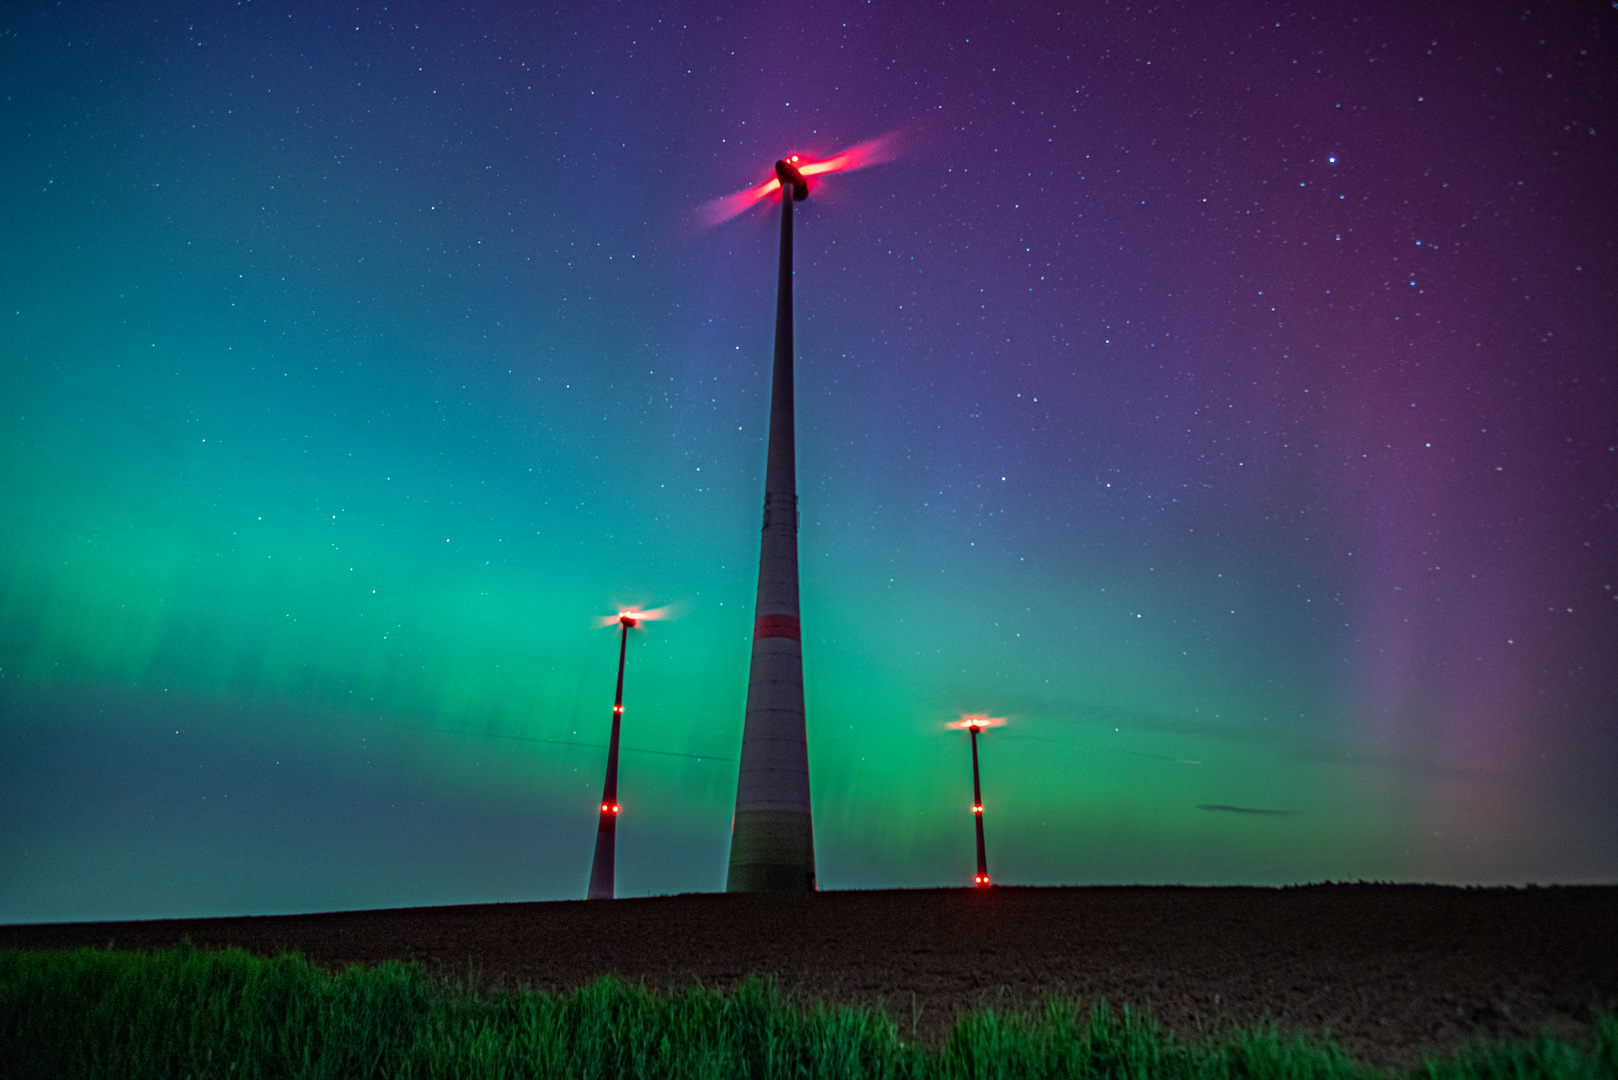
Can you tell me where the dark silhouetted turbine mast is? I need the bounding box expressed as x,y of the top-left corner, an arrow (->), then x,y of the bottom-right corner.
949,715 -> 1005,888
587,613 -> 636,899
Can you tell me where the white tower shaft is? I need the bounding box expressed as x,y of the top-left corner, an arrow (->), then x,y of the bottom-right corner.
727,170 -> 816,892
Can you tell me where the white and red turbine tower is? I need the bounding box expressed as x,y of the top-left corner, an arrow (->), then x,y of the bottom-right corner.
699,137 -> 895,892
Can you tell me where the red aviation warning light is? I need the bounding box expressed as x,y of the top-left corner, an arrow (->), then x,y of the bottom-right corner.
948,715 -> 1005,888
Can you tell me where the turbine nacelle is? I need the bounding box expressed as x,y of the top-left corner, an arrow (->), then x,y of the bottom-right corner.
776,157 -> 809,201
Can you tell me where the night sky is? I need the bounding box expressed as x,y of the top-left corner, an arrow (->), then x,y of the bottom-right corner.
2,1 -> 1614,923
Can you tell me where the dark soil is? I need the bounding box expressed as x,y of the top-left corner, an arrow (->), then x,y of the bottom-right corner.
4,885 -> 1614,1068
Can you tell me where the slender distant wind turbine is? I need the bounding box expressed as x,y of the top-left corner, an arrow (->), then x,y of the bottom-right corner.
700,137 -> 895,892
586,606 -> 667,900
948,715 -> 1005,887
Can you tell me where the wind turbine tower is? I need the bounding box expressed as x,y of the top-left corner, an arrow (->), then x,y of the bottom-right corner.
587,607 -> 665,899
701,140 -> 894,892
727,157 -> 816,892
948,715 -> 1005,888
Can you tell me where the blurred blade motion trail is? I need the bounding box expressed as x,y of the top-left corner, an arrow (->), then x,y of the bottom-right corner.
692,132 -> 901,231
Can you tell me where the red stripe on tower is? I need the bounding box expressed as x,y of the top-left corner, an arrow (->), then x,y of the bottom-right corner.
754,613 -> 802,641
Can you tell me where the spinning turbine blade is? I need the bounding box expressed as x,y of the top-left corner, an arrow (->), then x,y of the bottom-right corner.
948,715 -> 1007,730
795,133 -> 899,177
594,605 -> 672,628
693,176 -> 783,231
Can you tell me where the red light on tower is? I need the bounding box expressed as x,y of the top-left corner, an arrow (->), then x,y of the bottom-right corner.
947,715 -> 1005,888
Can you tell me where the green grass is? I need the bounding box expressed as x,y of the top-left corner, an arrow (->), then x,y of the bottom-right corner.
1,945 -> 1612,1079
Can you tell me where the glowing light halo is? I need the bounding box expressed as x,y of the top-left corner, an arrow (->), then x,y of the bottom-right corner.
947,714 -> 1006,731
692,131 -> 901,231
594,604 -> 672,628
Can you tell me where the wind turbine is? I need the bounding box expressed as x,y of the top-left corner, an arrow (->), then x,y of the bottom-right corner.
698,137 -> 896,892
586,605 -> 666,899
947,715 -> 1005,887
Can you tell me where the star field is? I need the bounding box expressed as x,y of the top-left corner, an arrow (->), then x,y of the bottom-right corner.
1,1 -> 1613,921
